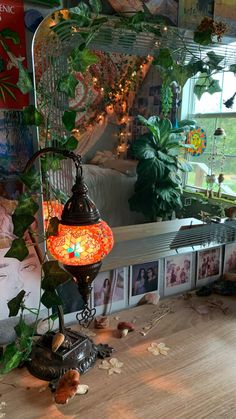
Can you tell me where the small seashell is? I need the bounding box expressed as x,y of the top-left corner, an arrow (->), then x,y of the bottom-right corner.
76,384 -> 89,395
52,332 -> 65,352
138,292 -> 160,306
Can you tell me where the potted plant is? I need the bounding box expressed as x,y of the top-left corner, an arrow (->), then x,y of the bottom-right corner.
129,115 -> 195,222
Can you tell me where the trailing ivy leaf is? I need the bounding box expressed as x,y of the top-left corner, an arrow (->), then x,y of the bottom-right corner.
62,136 -> 78,151
50,186 -> 69,204
207,79 -> 222,95
41,154 -> 63,172
7,290 -> 26,317
70,47 -> 99,73
17,62 -> 33,94
153,48 -> 173,69
143,24 -> 161,37
19,167 -> 41,192
62,110 -> 77,131
14,318 -> 34,340
89,0 -> 102,14
41,290 -> 63,309
4,238 -> 29,261
42,261 -> 72,291
0,343 -> 23,374
229,64 -> 236,74
14,193 -> 39,217
207,51 -> 223,68
12,214 -> 35,237
57,74 -> 78,98
194,83 -> 208,100
0,28 -> 20,45
46,217 -> 60,237
193,30 -> 212,45
23,105 -> 44,126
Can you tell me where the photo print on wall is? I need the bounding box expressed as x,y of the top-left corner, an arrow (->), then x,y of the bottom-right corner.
164,253 -> 193,297
129,261 -> 159,306
92,268 -> 128,316
196,246 -> 222,287
223,242 -> 236,273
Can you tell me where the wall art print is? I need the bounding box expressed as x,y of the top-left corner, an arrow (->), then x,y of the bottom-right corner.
196,246 -> 222,286
129,261 -> 159,306
164,253 -> 193,296
0,0 -> 29,109
223,242 -> 236,274
92,268 -> 128,315
214,0 -> 236,36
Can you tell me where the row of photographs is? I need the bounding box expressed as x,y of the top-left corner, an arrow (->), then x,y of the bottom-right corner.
78,242 -> 235,317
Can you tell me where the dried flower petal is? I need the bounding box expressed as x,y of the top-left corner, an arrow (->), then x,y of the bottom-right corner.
109,358 -> 123,369
148,342 -> 170,356
99,360 -> 110,370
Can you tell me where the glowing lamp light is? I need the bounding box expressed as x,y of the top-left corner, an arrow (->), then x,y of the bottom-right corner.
47,221 -> 113,266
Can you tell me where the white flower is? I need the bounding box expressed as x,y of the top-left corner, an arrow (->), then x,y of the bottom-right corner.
147,342 -> 170,356
99,358 -> 124,375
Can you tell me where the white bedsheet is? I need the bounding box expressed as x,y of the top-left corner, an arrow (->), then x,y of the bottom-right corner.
82,164 -> 145,227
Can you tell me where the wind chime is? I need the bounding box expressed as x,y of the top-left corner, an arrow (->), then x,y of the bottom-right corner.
206,127 -> 226,198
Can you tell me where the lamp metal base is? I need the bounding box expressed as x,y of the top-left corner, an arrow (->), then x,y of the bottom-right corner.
26,328 -> 113,381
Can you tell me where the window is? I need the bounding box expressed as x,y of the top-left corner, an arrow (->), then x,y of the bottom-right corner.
182,71 -> 236,199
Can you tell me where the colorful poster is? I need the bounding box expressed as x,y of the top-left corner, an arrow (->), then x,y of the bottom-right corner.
0,0 -> 29,109
178,0 -> 214,29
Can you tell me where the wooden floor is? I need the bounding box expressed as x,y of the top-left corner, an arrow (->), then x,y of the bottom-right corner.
1,293 -> 236,419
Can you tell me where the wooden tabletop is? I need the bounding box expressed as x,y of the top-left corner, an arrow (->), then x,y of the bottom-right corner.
1,293 -> 236,419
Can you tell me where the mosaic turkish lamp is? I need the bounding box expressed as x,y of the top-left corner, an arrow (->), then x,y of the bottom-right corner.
47,168 -> 114,321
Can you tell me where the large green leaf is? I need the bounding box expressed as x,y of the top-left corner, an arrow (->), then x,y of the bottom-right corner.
41,261 -> 72,291
12,214 -> 35,237
70,47 -> 99,73
131,134 -> 156,160
58,74 -> 78,98
136,158 -> 165,182
4,238 -> 29,262
157,150 -> 175,164
158,118 -> 172,146
62,136 -> 78,151
193,30 -> 212,45
14,318 -> 34,340
41,155 -> 63,172
41,290 -> 62,309
138,115 -> 160,141
7,290 -> 26,317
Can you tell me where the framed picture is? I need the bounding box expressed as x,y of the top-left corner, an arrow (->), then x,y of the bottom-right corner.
164,253 -> 193,297
92,268 -> 128,316
129,261 -> 159,306
196,247 -> 222,286
223,243 -> 236,273
214,0 -> 236,36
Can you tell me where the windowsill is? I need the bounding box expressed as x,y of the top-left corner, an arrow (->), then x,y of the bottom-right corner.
184,187 -> 236,205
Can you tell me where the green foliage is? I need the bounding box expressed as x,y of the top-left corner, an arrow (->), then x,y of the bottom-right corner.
7,291 -> 26,317
0,28 -> 20,45
42,261 -> 72,291
17,63 -> 33,94
193,30 -> 212,45
20,167 -> 41,192
62,109 -> 77,131
4,238 -> 29,261
23,105 -> 44,126
129,116 -> 193,221
58,74 -> 78,98
70,47 -> 99,73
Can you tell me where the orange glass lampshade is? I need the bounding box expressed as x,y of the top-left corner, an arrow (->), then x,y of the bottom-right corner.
47,221 -> 113,266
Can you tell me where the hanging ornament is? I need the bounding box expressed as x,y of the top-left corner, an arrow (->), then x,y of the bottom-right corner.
187,127 -> 207,156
